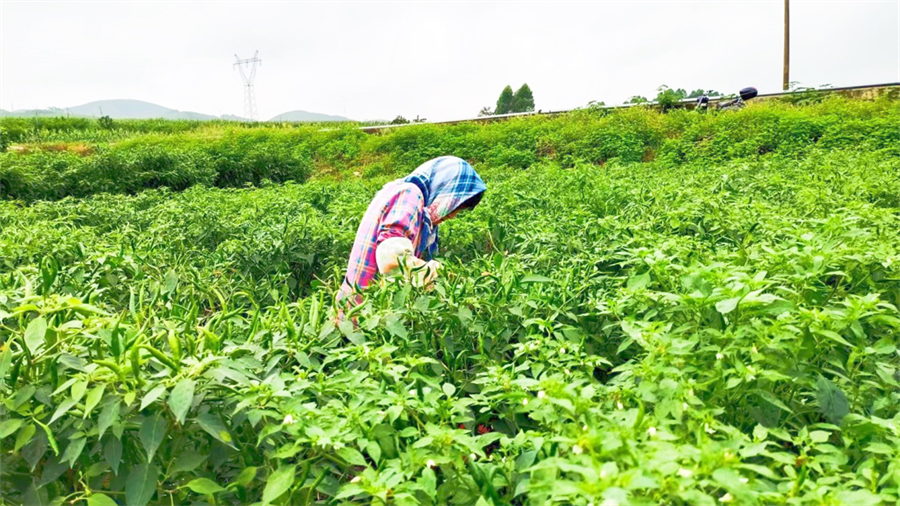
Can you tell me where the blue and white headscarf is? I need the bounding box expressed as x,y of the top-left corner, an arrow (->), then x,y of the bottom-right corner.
401,156 -> 486,260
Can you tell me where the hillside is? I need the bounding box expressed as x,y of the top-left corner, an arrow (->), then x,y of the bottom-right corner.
268,110 -> 352,122
0,100 -> 351,122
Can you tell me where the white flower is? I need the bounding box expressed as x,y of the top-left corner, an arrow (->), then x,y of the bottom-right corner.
353,171 -> 361,176
719,493 -> 734,503
560,347 -> 566,355
688,389 -> 695,397
739,477 -> 749,484
469,453 -> 477,461
616,401 -> 624,410
677,468 -> 692,478
537,391 -> 546,399
565,369 -> 571,376
572,445 -> 583,455
705,423 -> 716,434
522,398 -> 529,406
350,476 -> 361,483
582,424 -> 588,432
716,353 -> 724,360
363,344 -> 370,354
648,426 -> 657,437
282,414 -> 295,425
426,459 -> 436,468
409,389 -> 416,397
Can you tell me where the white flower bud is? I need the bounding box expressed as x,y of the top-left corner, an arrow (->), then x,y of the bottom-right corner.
282,414 -> 294,425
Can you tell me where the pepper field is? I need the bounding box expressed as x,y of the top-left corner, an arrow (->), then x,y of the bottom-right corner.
1,93 -> 898,505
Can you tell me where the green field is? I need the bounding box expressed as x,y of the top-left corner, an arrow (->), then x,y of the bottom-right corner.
1,94 -> 899,505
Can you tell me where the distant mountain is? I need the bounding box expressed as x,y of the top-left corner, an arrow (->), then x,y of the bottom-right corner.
269,110 -> 352,122
68,100 -> 218,120
0,100 -> 354,123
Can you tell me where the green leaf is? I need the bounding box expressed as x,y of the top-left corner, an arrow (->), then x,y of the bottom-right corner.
521,274 -> 553,284
71,379 -> 88,404
754,390 -> 793,414
61,437 -> 86,467
366,440 -> 382,464
442,383 -> 456,397
98,398 -> 120,439
104,437 -> 123,475
126,463 -> 159,506
626,272 -> 650,290
140,384 -> 167,410
0,418 -> 24,438
384,316 -> 408,339
809,430 -> 830,443
337,447 -> 368,467
14,424 -> 36,452
196,413 -> 234,448
172,451 -> 208,474
834,490 -> 882,506
0,345 -> 12,378
24,317 -> 48,355
84,384 -> 107,418
816,376 -> 849,424
814,328 -> 853,347
263,464 -> 296,505
168,378 -> 195,425
715,297 -> 740,314
49,397 -> 78,424
86,493 -> 119,506
139,415 -> 167,462
230,466 -> 257,488
185,478 -> 226,495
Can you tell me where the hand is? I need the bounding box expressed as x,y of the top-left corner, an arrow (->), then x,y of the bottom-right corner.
413,260 -> 441,289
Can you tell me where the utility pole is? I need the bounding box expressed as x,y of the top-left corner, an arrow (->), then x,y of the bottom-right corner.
783,0 -> 790,90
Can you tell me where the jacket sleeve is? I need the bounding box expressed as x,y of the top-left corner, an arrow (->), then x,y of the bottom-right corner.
375,185 -> 424,249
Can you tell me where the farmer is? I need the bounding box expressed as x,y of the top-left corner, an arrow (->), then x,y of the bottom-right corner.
337,156 -> 487,306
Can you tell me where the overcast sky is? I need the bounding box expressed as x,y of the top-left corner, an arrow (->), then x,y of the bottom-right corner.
1,1 -> 897,121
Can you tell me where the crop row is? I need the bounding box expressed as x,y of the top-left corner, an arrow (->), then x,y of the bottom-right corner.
2,95 -> 897,202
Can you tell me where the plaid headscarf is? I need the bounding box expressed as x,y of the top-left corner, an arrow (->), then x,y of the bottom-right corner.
402,156 -> 487,260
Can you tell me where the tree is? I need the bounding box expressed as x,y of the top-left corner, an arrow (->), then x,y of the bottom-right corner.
390,115 -> 410,125
98,115 -> 115,130
412,115 -> 426,123
512,84 -> 535,113
495,86 -> 515,115
478,106 -> 493,117
626,96 -> 649,105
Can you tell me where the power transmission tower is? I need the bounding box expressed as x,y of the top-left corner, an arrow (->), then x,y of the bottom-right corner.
234,51 -> 262,121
